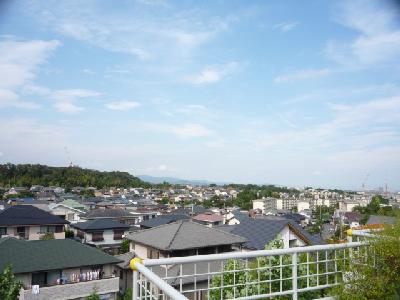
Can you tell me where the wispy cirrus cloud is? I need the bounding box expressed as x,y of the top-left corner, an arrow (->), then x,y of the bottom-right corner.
274,68 -> 331,83
184,62 -> 239,84
27,1 -> 236,62
274,22 -> 300,32
105,101 -> 141,111
51,89 -> 100,113
146,122 -> 213,138
0,37 -> 59,109
326,0 -> 400,66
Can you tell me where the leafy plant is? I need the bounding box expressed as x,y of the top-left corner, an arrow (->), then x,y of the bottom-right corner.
39,232 -> 55,240
0,265 -> 23,300
332,215 -> 400,299
209,237 -> 323,300
119,239 -> 130,254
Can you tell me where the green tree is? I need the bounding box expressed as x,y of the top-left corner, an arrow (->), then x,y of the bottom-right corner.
0,265 -> 23,300
65,229 -> 74,238
332,215 -> 400,299
119,239 -> 130,254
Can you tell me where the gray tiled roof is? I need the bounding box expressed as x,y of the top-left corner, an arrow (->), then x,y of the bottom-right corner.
0,205 -> 69,226
71,219 -> 130,231
218,215 -> 316,250
82,208 -> 135,219
0,238 -> 121,274
126,220 -> 246,251
367,215 -> 396,225
139,214 -> 190,228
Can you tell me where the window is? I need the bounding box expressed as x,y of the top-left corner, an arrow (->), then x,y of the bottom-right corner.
113,229 -> 124,240
92,231 -> 104,242
289,239 -> 298,248
32,272 -> 47,286
17,227 -> 26,239
147,248 -> 159,259
0,227 -> 6,237
40,226 -> 58,234
55,225 -> 64,233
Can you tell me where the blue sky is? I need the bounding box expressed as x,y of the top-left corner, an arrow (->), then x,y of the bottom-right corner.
0,0 -> 399,190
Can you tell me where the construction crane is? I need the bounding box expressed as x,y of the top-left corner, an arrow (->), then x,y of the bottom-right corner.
64,146 -> 74,167
361,173 -> 369,192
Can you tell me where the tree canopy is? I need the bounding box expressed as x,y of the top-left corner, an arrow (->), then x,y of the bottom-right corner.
0,163 -> 149,189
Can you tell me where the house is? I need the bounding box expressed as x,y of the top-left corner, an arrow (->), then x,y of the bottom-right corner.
81,208 -> 138,225
71,219 -> 130,254
0,237 -> 121,300
121,220 -> 246,297
218,213 -> 318,250
138,214 -> 190,229
192,213 -> 223,227
344,212 -> 361,228
126,220 -> 246,259
81,208 -> 156,226
0,205 -> 69,240
48,200 -> 86,223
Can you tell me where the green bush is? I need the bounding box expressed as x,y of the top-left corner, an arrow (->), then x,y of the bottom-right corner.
332,215 -> 400,299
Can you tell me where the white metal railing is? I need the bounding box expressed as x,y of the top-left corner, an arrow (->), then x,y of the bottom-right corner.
131,241 -> 369,300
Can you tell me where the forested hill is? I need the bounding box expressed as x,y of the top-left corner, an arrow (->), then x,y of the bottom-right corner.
0,163 -> 149,188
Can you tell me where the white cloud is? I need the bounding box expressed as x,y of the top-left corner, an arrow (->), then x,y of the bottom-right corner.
51,89 -> 100,113
147,122 -> 213,138
28,1 -> 234,62
54,101 -> 84,113
105,101 -> 141,111
0,38 -> 60,89
157,164 -> 168,171
327,0 -> 400,65
171,123 -> 212,138
274,22 -> 300,32
0,38 -> 59,109
175,104 -> 207,115
185,62 -> 239,84
274,68 -> 331,83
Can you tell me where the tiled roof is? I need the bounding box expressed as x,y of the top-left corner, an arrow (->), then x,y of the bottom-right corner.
367,215 -> 396,225
0,238 -> 121,274
0,205 -> 69,226
139,214 -> 190,228
126,220 -> 246,251
218,215 -> 316,250
82,208 -> 135,219
71,219 -> 130,231
192,213 -> 223,222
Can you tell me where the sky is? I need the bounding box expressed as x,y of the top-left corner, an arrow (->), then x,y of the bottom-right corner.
0,0 -> 399,190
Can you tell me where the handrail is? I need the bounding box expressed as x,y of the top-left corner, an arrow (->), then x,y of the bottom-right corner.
134,262 -> 188,300
143,241 -> 365,266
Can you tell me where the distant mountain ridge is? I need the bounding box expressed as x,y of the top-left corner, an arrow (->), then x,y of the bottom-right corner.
138,175 -> 221,186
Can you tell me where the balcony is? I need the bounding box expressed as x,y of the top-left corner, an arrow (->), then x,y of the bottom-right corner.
131,236 -> 369,300
19,277 -> 119,300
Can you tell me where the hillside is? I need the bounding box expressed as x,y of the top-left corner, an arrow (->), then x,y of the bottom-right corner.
0,163 -> 149,189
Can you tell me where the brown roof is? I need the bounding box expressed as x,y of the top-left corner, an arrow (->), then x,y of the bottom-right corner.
192,213 -> 223,222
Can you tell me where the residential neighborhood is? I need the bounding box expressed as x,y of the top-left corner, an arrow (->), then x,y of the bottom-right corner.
1,176 -> 399,299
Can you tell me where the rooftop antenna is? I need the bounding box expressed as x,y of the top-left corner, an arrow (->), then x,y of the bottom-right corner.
64,146 -> 74,167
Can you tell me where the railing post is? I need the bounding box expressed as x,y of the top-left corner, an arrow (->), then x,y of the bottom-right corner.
292,253 -> 298,300
133,270 -> 138,300
130,258 -> 143,300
